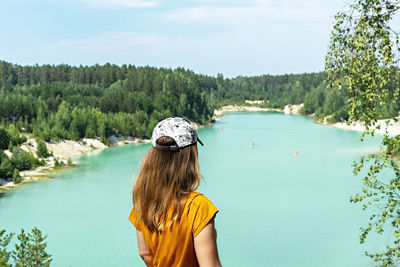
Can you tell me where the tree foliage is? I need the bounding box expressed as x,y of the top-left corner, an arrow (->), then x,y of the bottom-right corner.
0,228 -> 52,267
12,229 -> 29,267
0,230 -> 14,267
0,129 -> 10,151
0,159 -> 14,180
27,227 -> 52,267
36,141 -> 49,159
326,0 -> 400,264
0,61 -> 342,143
10,149 -> 32,171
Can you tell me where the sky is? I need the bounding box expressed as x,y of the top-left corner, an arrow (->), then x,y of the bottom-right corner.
0,0 -> 345,77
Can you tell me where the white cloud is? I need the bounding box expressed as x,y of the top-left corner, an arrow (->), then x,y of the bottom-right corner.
56,32 -> 164,50
76,0 -> 157,9
166,1 -> 335,26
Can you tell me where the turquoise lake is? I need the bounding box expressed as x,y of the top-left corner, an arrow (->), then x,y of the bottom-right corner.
0,112 -> 386,266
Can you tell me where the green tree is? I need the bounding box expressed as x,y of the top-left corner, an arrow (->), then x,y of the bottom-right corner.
0,151 -> 6,165
53,157 -> 64,168
12,168 -> 21,183
324,88 -> 344,116
0,230 -> 14,267
85,125 -> 96,139
27,227 -> 52,267
11,149 -> 32,171
326,0 -> 400,264
0,159 -> 14,179
0,128 -> 10,150
36,141 -> 49,158
8,124 -> 25,147
12,229 -> 30,267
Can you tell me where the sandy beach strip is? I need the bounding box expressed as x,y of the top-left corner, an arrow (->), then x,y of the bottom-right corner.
213,105 -> 281,119
330,119 -> 400,136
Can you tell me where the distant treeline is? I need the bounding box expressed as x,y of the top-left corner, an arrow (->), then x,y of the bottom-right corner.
1,60 -> 399,144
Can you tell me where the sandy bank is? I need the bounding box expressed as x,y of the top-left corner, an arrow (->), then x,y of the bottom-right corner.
213,103 -> 304,119
328,118 -> 400,136
108,135 -> 151,146
283,104 -> 304,115
213,105 -> 281,119
0,138 -> 106,191
0,166 -> 52,191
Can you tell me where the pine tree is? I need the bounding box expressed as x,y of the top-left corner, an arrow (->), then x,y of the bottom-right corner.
10,149 -> 32,171
0,128 -> 10,150
36,141 -> 49,158
12,229 -> 30,267
0,230 -> 14,267
27,227 -> 52,267
0,159 -> 14,179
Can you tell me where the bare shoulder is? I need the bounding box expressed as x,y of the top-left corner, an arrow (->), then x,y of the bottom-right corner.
194,218 -> 222,267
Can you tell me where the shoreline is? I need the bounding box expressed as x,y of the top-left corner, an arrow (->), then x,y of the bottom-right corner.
0,136 -> 151,193
212,103 -> 303,120
2,103 -> 399,193
213,104 -> 400,136
212,105 -> 282,120
326,119 -> 400,136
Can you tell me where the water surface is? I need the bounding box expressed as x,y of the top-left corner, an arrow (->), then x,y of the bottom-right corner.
0,113 -> 383,266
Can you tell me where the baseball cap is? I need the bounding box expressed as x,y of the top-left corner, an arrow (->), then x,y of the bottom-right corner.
151,117 -> 204,152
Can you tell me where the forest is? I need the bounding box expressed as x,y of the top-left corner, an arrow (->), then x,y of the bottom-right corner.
0,60 -> 398,180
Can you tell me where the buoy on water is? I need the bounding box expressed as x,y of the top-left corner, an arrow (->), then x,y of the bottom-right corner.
295,151 -> 299,156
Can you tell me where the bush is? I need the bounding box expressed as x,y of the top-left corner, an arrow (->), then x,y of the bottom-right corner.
7,141 -> 13,152
326,116 -> 338,124
314,108 -> 325,122
0,150 -> 7,165
7,125 -> 26,147
100,135 -> 109,146
11,149 -> 32,171
36,141 -> 50,158
0,159 -> 14,179
53,158 -> 65,168
12,168 -> 21,183
0,128 -> 10,150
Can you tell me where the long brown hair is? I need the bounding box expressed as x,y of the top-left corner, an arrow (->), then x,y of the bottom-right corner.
133,136 -> 201,231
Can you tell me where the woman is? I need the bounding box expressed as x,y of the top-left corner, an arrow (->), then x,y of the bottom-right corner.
129,117 -> 222,267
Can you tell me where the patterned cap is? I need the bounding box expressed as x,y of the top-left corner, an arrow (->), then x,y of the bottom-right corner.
152,117 -> 204,151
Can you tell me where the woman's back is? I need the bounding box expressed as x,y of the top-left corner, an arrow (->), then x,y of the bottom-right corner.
129,192 -> 218,267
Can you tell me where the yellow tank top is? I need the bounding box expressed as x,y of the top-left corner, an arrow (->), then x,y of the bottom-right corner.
129,192 -> 219,267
